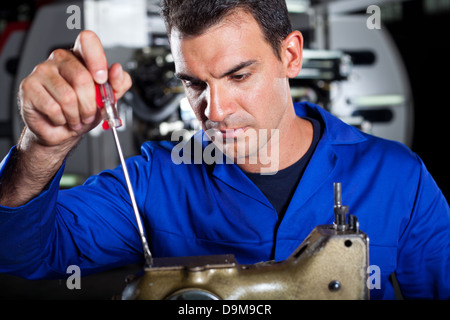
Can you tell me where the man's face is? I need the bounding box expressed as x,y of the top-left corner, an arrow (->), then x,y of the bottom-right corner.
170,11 -> 296,166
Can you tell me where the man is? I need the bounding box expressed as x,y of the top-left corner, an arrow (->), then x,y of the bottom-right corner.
0,0 -> 448,300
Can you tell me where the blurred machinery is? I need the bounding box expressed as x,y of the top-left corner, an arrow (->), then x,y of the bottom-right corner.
0,0 -> 413,187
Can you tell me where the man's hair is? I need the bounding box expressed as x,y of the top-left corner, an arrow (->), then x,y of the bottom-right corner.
160,0 -> 292,59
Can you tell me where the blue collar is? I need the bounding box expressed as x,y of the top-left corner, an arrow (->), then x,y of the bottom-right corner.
294,102 -> 366,145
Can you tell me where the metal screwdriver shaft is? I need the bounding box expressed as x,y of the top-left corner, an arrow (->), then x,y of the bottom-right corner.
96,82 -> 153,267
111,126 -> 153,267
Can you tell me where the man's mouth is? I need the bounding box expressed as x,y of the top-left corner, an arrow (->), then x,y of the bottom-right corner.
218,127 -> 248,139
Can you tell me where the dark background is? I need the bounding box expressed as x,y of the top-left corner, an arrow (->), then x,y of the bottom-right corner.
384,1 -> 449,200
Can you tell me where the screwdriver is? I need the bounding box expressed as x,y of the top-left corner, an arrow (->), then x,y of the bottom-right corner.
95,81 -> 153,267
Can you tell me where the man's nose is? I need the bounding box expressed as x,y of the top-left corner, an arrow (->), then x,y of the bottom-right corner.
204,84 -> 236,123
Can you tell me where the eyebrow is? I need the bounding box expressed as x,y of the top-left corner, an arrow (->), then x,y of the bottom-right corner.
220,59 -> 258,78
175,59 -> 258,82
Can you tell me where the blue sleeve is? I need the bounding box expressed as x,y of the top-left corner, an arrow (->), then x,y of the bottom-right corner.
0,147 -> 147,280
395,156 -> 450,299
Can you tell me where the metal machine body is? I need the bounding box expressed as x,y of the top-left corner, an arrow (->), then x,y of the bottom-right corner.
122,224 -> 369,300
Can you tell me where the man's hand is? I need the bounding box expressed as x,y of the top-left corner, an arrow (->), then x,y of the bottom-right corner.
0,30 -> 132,207
19,30 -> 132,148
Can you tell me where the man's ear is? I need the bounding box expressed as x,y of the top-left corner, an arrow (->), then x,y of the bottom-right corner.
281,30 -> 303,78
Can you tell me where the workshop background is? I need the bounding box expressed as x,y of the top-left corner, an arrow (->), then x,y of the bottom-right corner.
0,0 -> 448,299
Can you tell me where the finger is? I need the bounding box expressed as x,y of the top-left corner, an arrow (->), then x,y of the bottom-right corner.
32,58 -> 82,130
58,55 -> 98,125
19,78 -> 66,127
72,30 -> 108,84
21,96 -> 75,146
42,75 -> 81,130
108,63 -> 133,99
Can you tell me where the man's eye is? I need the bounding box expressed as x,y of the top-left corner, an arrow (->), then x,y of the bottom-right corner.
183,80 -> 206,90
231,73 -> 250,81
